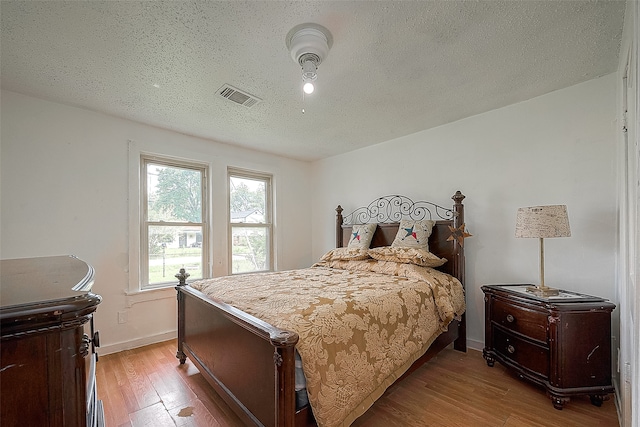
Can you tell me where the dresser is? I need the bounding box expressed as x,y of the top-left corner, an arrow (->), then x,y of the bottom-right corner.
1,256 -> 103,426
482,284 -> 615,409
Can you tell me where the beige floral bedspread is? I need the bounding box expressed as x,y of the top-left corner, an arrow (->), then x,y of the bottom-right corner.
190,259 -> 465,427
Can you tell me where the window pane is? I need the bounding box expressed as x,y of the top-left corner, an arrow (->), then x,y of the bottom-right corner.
229,176 -> 266,224
148,163 -> 202,223
231,226 -> 269,273
148,225 -> 203,285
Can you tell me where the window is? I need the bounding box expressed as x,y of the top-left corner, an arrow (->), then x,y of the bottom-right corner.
228,169 -> 273,274
141,156 -> 208,289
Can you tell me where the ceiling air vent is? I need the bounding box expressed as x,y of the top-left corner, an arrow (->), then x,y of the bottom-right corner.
217,84 -> 262,108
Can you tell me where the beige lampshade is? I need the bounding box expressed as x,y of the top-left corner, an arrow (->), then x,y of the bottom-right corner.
515,205 -> 571,238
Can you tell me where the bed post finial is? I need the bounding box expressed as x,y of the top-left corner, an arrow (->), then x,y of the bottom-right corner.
175,268 -> 190,286
336,205 -> 344,247
452,190 -> 465,206
451,191 -> 465,248
452,191 -> 465,229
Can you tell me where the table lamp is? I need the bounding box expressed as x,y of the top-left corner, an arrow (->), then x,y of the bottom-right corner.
515,205 -> 571,296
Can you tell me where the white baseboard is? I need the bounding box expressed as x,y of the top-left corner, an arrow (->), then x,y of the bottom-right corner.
466,338 -> 484,352
613,377 -> 623,426
99,330 -> 177,356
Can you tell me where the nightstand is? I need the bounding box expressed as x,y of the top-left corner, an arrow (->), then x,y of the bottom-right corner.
482,284 -> 615,409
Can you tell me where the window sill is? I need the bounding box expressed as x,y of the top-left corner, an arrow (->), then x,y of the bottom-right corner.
125,285 -> 176,307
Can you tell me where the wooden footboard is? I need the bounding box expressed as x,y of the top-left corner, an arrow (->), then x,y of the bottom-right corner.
176,272 -> 299,427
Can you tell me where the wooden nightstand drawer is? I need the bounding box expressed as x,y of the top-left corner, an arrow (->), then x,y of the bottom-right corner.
491,297 -> 548,342
493,326 -> 549,378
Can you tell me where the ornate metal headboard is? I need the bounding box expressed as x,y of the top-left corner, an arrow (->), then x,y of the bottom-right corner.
339,194 -> 456,225
335,191 -> 466,288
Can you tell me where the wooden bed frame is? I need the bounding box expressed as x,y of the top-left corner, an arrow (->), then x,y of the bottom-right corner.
175,191 -> 467,427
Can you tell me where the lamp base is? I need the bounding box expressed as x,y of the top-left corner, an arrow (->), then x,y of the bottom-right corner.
526,285 -> 560,297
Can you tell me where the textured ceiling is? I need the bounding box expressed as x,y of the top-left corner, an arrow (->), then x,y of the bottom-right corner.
0,1 -> 626,161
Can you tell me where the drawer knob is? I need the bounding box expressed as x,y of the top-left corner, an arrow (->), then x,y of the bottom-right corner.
507,344 -> 516,354
506,314 -> 515,323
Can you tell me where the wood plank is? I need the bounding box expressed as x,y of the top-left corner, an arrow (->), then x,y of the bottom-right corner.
119,348 -> 163,410
168,398 -> 223,427
96,360 -> 130,427
129,402 -> 176,427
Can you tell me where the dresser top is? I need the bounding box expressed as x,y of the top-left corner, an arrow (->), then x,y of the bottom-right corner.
0,255 -> 95,308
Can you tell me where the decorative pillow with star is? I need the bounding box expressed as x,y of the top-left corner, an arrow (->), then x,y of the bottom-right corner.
391,219 -> 435,250
367,246 -> 447,267
347,223 -> 377,249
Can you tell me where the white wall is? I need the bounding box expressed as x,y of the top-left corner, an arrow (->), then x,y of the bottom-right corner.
0,90 -> 313,353
311,74 -> 619,350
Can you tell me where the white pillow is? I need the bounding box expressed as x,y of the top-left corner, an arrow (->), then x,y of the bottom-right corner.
347,223 -> 377,249
391,219 -> 435,250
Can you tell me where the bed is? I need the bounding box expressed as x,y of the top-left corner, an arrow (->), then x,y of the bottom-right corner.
175,191 -> 468,427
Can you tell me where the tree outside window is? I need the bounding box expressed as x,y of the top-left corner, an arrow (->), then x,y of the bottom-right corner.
143,157 -> 207,288
229,170 -> 272,274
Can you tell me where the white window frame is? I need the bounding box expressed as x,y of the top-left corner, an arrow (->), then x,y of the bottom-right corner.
139,153 -> 210,291
228,168 -> 273,274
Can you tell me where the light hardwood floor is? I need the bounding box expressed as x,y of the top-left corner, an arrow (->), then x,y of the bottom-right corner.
97,339 -> 619,427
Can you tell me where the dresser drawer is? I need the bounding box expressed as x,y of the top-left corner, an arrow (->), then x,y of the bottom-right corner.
494,327 -> 549,378
491,297 -> 548,342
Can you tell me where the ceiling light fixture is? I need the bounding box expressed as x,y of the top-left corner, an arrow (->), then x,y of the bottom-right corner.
286,23 -> 333,96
